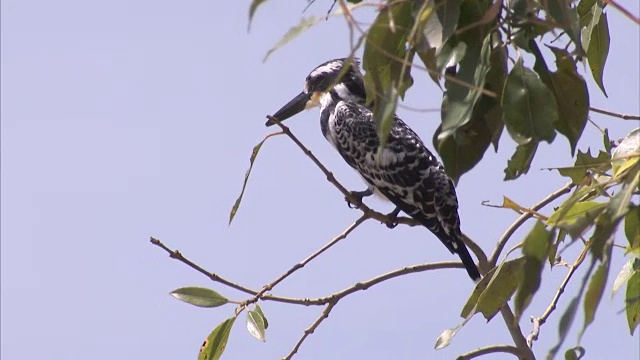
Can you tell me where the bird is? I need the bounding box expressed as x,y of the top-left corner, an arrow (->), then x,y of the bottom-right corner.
265,58 -> 481,281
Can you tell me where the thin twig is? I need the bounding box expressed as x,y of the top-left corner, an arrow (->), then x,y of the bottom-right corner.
500,305 -> 535,360
526,243 -> 591,348
602,0 -> 640,25
150,237 -> 466,306
283,261 -> 463,358
590,106 -> 640,120
284,300 -> 337,360
150,237 -> 260,296
244,215 -> 369,306
456,344 -> 522,360
488,182 -> 574,267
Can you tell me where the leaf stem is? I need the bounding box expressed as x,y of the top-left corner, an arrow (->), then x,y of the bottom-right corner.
526,243 -> 591,348
488,182 -> 574,267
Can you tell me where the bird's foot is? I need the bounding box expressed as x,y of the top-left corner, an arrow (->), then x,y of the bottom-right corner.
384,207 -> 401,229
345,189 -> 373,209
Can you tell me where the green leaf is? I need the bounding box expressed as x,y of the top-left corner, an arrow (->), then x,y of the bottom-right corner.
589,210 -> 617,261
612,128 -> 640,178
438,34 -> 492,141
435,38 -> 467,72
416,0 -> 462,52
434,42 -> 506,182
556,149 -> 611,184
363,0 -> 414,146
612,258 -> 639,299
625,206 -> 640,250
546,201 -> 607,238
515,221 -> 554,320
246,310 -> 266,342
263,17 -> 320,62
254,304 -> 269,329
607,162 -> 640,225
542,0 -> 582,54
549,230 -> 567,266
577,0 -> 597,25
626,272 -> 640,335
171,287 -> 229,308
545,46 -> 589,155
504,141 -> 538,181
579,262 -> 609,341
363,0 -> 414,100
582,4 -> 609,96
416,47 -> 441,86
603,128 -> 613,154
229,133 -> 281,225
199,317 -> 236,360
502,56 -> 558,144
433,116 -> 492,184
556,298 -> 580,349
461,257 -> 525,320
564,346 -> 586,360
580,2 -> 600,51
374,87 -> 399,152
248,0 -> 268,31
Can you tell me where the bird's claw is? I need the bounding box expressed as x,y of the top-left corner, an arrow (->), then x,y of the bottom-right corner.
345,191 -> 363,209
385,221 -> 398,229
345,189 -> 372,209
384,207 -> 401,229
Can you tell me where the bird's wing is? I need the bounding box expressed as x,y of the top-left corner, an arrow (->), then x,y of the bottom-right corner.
334,101 -> 463,253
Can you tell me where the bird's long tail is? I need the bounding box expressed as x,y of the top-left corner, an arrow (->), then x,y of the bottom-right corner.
453,236 -> 481,281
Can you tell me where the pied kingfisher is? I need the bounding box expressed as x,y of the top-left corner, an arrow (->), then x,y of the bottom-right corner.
266,58 -> 481,281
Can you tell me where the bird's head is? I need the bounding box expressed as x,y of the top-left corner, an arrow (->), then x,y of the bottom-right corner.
266,58 -> 365,126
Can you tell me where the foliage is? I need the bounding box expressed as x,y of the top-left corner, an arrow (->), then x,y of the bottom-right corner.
153,1 -> 640,359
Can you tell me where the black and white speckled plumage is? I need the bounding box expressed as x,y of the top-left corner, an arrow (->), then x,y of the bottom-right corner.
269,58 -> 481,281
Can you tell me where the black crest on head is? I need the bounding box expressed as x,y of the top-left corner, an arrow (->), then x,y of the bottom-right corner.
304,58 -> 365,100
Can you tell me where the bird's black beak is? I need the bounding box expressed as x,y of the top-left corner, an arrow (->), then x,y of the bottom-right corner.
266,91 -> 311,126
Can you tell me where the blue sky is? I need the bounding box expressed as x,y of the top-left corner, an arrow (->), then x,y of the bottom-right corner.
1,1 -> 638,359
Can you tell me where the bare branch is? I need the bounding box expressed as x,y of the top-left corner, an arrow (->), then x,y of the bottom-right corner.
488,182 -> 574,267
150,237 -> 260,296
590,106 -> 640,120
456,344 -> 522,360
499,305 -> 535,360
283,261 -> 464,358
243,215 -> 369,306
602,0 -> 640,25
526,243 -> 591,348
284,300 -> 337,360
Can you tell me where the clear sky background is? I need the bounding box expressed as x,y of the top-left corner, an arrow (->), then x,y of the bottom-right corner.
1,1 -> 638,359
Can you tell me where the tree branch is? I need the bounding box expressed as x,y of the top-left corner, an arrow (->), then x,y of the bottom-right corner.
488,182 -> 574,267
526,243 -> 591,348
499,305 -> 535,360
284,300 -> 337,360
150,237 -> 261,296
601,0 -> 640,25
590,106 -> 640,121
283,261 -> 464,358
456,344 -> 522,360
243,214 -> 369,306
